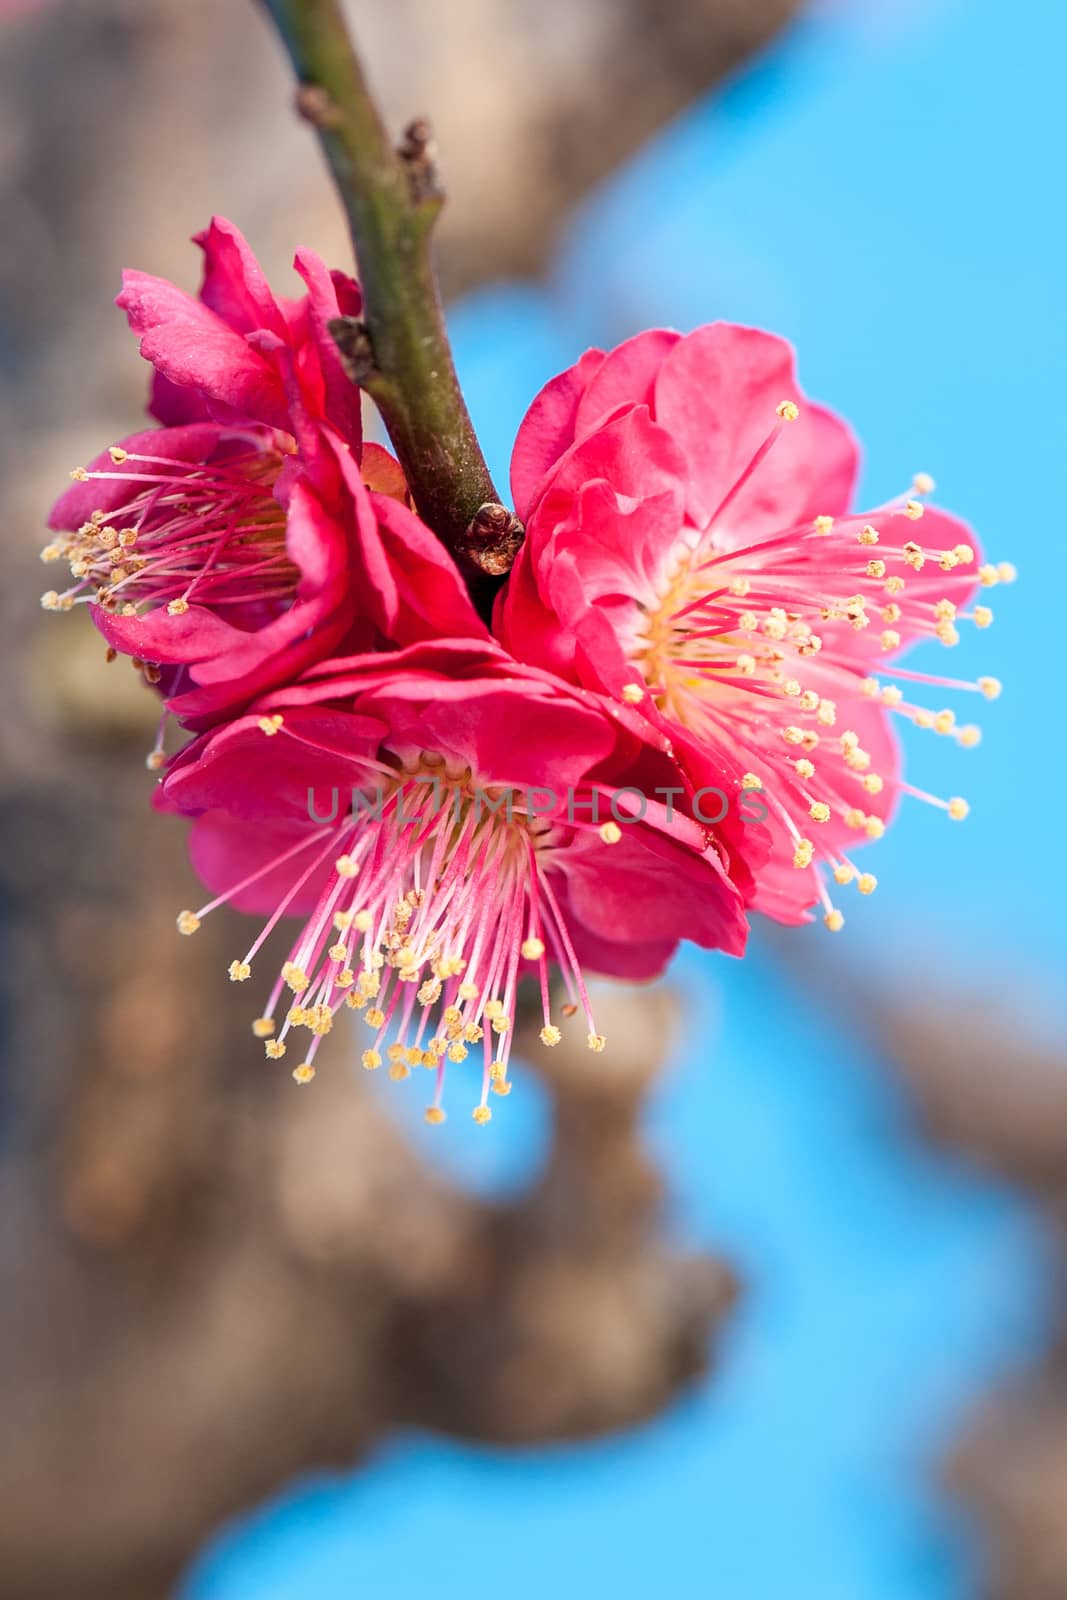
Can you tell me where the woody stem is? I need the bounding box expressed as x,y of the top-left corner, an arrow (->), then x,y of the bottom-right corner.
258,0 -> 518,588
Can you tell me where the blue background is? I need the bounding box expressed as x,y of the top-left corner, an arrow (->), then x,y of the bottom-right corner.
184,1 -> 1064,1594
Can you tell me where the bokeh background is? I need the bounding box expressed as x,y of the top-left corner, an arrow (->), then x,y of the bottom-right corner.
2,2 -> 1065,1598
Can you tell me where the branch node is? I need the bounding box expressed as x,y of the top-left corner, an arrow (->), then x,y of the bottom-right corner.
294,82 -> 343,129
461,503 -> 525,577
398,115 -> 445,209
328,316 -> 382,388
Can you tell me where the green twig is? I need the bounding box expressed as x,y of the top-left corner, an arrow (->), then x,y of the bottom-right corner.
258,0 -> 519,585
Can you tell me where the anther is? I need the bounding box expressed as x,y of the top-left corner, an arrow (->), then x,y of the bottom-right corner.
540,1024 -> 561,1047
521,936 -> 546,960
292,1063 -> 316,1084
776,400 -> 800,421
176,910 -> 201,936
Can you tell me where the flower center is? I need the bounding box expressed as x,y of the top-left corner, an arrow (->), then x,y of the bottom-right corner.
623,489 -> 1003,931
43,437 -> 296,622
178,744 -> 608,1123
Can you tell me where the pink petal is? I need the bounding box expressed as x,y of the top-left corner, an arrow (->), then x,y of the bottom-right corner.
494,543 -> 582,681
572,327 -> 681,439
510,346 -> 606,519
653,324 -> 860,535
548,403 -> 688,505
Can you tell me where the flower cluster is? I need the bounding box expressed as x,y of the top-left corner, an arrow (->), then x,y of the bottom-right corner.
44,222 -> 1008,1121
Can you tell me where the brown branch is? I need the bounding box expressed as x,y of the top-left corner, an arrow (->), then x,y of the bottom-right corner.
258,0 -> 518,585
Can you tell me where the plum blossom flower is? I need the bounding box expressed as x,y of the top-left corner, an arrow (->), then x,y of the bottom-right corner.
42,218 -> 485,735
498,323 -> 1011,930
158,640 -> 747,1120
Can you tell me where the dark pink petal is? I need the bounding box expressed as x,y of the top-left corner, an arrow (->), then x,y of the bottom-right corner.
562,823 -> 748,957
194,217 -> 288,340
188,812 -> 333,919
553,883 -> 679,981
292,247 -> 364,442
160,708 -> 385,821
494,543 -> 582,681
371,493 -> 489,644
117,269 -> 290,431
149,370 -> 212,426
360,676 -> 618,794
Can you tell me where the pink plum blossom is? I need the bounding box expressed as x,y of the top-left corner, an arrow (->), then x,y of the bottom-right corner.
498,323 -> 1009,931
43,218 -> 485,733
158,640 -> 749,1119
